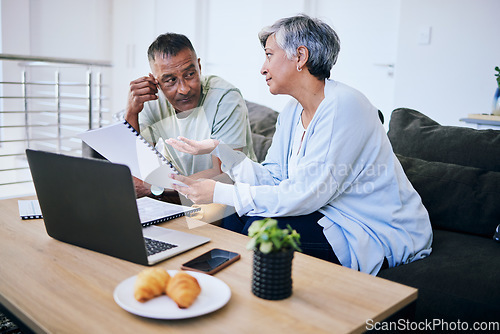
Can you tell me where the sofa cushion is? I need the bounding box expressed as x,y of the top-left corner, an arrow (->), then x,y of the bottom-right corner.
245,100 -> 278,162
378,229 -> 500,322
388,108 -> 500,172
397,154 -> 500,237
252,133 -> 273,163
246,100 -> 278,138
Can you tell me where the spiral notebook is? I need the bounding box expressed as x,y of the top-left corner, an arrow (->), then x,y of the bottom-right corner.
17,197 -> 200,226
136,196 -> 200,227
18,200 -> 43,220
78,121 -> 182,189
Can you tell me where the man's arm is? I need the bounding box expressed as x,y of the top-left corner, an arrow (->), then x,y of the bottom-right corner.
125,73 -> 158,132
211,90 -> 257,162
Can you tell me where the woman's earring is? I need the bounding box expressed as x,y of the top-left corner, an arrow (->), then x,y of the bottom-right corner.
297,66 -> 302,72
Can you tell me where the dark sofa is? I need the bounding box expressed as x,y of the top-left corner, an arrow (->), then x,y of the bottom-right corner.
246,102 -> 500,323
378,108 -> 500,323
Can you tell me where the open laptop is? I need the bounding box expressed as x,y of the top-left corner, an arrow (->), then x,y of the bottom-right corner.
26,149 -> 210,266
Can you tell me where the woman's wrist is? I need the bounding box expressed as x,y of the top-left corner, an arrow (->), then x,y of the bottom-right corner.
213,182 -> 235,207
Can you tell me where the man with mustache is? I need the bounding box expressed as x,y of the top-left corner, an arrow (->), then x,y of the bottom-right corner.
125,33 -> 255,202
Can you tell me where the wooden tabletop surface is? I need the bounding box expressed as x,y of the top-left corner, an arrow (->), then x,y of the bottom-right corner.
0,196 -> 417,334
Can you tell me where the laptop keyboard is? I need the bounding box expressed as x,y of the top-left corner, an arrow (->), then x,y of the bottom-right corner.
144,237 -> 178,256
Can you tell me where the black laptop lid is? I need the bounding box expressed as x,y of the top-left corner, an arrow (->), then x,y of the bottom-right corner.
26,149 -> 148,265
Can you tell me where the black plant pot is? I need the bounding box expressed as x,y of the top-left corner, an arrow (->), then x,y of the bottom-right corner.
252,248 -> 294,300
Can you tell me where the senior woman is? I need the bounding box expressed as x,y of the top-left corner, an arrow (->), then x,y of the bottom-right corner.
167,14 -> 433,275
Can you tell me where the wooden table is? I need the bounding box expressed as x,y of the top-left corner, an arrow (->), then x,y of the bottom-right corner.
0,196 -> 417,334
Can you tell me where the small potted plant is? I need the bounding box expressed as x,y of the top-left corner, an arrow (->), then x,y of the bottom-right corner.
246,218 -> 301,300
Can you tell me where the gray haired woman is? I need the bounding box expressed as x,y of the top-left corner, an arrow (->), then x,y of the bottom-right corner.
168,14 -> 433,275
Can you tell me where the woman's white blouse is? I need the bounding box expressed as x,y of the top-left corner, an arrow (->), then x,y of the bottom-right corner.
288,116 -> 306,178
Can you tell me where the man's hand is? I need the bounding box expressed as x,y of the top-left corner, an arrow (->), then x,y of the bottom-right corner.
133,176 -> 152,198
165,137 -> 219,155
127,73 -> 158,115
171,174 -> 216,204
125,73 -> 158,130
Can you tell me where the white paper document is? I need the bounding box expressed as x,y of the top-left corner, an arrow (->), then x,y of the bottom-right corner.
78,121 -> 183,189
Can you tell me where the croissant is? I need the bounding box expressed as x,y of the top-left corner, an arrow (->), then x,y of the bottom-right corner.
134,268 -> 171,302
166,272 -> 201,308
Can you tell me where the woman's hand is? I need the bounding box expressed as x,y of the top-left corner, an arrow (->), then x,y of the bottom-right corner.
171,174 -> 216,204
165,137 -> 219,155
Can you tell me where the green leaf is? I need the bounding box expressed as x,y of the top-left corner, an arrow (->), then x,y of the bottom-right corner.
246,238 -> 257,250
260,241 -> 273,254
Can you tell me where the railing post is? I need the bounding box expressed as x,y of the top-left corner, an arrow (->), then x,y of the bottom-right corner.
97,71 -> 102,128
55,70 -> 61,152
21,70 -> 30,147
87,70 -> 93,130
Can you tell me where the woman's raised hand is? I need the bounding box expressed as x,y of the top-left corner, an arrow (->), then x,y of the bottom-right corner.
165,137 -> 219,155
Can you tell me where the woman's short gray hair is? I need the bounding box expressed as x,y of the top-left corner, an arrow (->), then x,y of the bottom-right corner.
258,14 -> 340,80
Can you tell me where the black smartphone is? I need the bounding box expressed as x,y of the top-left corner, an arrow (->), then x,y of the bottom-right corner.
181,248 -> 240,275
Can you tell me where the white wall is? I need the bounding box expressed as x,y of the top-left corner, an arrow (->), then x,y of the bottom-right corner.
1,0 -> 31,54
1,0 -> 111,59
394,0 -> 500,126
32,0 -> 111,60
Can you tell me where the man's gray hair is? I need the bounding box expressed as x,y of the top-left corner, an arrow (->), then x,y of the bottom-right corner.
258,14 -> 340,80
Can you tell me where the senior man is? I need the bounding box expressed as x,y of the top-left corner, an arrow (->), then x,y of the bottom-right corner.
125,33 -> 255,203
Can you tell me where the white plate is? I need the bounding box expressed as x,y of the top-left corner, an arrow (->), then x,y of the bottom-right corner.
113,270 -> 231,319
